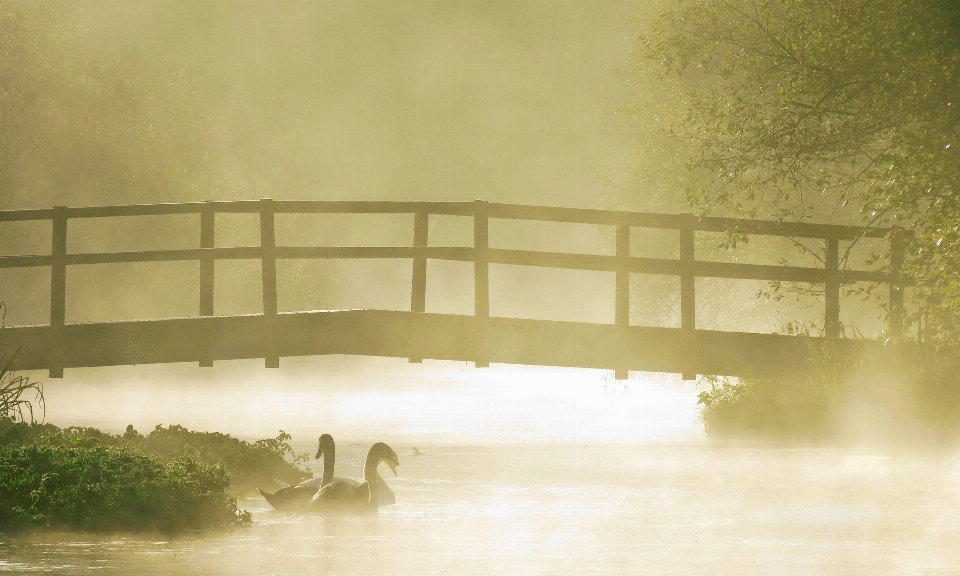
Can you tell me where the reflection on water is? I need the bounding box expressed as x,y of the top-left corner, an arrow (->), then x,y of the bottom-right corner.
4,442 -> 960,574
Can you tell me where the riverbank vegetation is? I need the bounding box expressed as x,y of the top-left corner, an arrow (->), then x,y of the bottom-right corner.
631,1 -> 960,438
0,445 -> 249,533
696,347 -> 960,441
0,419 -> 311,496
0,418 -> 311,534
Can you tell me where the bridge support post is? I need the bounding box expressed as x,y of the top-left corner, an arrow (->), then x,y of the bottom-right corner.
680,213 -> 696,381
824,238 -> 840,339
199,204 -> 215,367
49,206 -> 67,379
615,224 -> 630,380
474,200 -> 489,368
261,198 -> 279,368
409,211 -> 429,363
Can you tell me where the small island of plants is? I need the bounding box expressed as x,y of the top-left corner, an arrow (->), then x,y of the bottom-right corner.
0,418 -> 312,534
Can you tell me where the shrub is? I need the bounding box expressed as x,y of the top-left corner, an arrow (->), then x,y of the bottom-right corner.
0,421 -> 310,495
697,376 -> 837,439
0,445 -> 250,533
697,342 -> 960,440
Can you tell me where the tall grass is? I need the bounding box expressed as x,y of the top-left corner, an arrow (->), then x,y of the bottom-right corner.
0,347 -> 43,423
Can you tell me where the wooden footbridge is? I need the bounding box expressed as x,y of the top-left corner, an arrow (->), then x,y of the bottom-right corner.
0,200 -> 907,380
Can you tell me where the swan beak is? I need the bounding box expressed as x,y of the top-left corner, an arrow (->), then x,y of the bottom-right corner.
315,448 -> 323,459
386,459 -> 398,477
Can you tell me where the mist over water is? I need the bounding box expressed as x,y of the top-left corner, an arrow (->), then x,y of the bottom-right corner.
0,363 -> 950,574
1,1 -> 954,573
39,361 -> 699,445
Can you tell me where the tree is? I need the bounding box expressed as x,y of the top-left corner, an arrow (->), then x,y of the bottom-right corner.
0,2 -> 235,325
0,0 -> 223,210
631,0 -> 960,340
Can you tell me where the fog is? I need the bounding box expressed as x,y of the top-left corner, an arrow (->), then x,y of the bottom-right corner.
0,1 -> 951,574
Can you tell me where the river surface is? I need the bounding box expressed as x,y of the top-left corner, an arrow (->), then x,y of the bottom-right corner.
3,441 -> 960,575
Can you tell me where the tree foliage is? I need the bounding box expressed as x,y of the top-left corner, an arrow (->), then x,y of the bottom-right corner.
0,0 -> 223,209
634,0 -> 960,339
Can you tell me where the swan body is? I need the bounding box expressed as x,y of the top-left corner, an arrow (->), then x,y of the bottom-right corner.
258,434 -> 338,511
309,442 -> 399,513
258,485 -> 317,510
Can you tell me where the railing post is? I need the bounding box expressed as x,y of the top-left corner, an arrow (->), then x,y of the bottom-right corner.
199,204 -> 215,367
260,198 -> 279,368
615,224 -> 630,380
49,206 -> 67,379
680,213 -> 696,380
474,200 -> 489,368
824,237 -> 840,339
409,211 -> 429,363
888,230 -> 910,339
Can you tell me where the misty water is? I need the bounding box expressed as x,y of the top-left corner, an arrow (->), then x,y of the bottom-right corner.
2,362 -> 960,575
4,442 -> 960,575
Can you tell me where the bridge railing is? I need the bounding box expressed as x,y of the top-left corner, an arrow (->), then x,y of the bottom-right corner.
0,200 -> 907,379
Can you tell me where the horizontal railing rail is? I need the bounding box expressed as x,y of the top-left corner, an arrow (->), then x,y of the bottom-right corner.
0,199 -> 908,380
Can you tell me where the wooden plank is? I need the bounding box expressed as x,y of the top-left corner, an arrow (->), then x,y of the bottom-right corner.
694,261 -> 829,283
275,246 -> 473,261
698,216 -> 891,240
680,213 -> 696,380
65,200 -> 260,218
199,206 -> 215,367
487,249 -> 680,276
615,224 -> 630,380
488,202 -> 682,228
409,211 -> 429,363
272,200 -> 473,216
49,207 -> 67,378
50,243 -> 892,286
824,238 -> 840,338
474,200 -> 489,368
65,246 -> 260,265
260,199 -> 279,368
0,208 -> 54,222
29,200 -> 893,241
487,248 -> 891,284
488,249 -> 623,272
0,255 -> 53,268
485,202 -> 891,239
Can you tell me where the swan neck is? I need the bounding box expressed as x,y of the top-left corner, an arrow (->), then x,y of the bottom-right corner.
321,445 -> 335,486
363,452 -> 381,505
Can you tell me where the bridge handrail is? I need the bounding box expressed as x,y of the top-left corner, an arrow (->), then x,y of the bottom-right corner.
0,200 -> 894,239
0,199 -> 909,379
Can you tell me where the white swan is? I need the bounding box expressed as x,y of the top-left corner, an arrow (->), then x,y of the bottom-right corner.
258,434 -> 395,510
308,442 -> 399,513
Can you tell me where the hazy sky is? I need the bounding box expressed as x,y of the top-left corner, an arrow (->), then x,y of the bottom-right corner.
75,0 -> 638,208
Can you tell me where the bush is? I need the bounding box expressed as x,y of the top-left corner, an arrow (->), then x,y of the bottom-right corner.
698,376 -> 837,439
129,425 -> 311,495
0,421 -> 310,495
0,445 -> 250,533
697,343 -> 960,441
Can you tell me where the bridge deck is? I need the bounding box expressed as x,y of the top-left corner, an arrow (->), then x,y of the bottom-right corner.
0,310 -> 873,378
